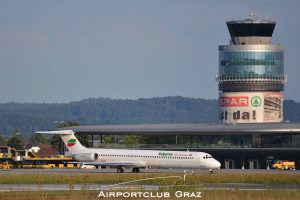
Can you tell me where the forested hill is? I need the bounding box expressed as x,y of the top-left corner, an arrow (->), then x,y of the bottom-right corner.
0,97 -> 299,136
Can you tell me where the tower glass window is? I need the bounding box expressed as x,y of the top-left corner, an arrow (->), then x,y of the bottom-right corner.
219,51 -> 284,75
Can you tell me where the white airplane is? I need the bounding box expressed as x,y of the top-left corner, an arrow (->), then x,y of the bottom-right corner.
36,130 -> 221,173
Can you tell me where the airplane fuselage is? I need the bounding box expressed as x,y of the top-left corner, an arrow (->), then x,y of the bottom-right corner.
69,148 -> 221,169
37,130 -> 221,173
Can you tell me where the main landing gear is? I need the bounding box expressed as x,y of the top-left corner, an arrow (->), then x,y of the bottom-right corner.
132,168 -> 140,173
116,167 -> 140,173
117,167 -> 124,173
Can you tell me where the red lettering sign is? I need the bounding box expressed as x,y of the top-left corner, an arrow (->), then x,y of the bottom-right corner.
219,96 -> 248,107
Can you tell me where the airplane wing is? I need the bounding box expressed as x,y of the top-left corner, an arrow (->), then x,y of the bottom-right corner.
72,161 -> 147,168
93,161 -> 147,167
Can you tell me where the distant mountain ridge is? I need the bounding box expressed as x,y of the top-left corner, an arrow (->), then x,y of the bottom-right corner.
0,97 -> 299,136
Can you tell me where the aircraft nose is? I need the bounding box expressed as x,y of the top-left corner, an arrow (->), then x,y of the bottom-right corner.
214,160 -> 221,169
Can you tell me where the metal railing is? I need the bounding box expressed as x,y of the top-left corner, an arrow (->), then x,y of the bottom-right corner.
216,73 -> 287,83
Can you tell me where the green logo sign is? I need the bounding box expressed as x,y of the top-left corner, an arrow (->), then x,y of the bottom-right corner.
251,96 -> 262,107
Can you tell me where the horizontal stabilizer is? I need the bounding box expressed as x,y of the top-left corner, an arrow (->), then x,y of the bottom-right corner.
35,130 -> 75,135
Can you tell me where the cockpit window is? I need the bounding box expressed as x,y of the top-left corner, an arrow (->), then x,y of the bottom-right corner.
203,155 -> 212,159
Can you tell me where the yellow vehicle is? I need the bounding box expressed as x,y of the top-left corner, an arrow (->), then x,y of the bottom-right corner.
22,163 -> 81,169
0,161 -> 12,169
272,160 -> 296,170
22,164 -> 55,169
53,163 -> 81,168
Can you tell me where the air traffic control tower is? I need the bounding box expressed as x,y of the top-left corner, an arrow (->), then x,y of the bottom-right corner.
217,16 -> 287,123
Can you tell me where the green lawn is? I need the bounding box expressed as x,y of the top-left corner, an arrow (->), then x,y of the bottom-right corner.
0,172 -> 299,185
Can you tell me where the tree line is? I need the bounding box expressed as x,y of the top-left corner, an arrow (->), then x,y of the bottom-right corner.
0,97 -> 300,137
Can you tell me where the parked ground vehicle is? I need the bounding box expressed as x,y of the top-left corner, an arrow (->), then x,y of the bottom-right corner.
81,164 -> 96,169
0,146 -> 80,169
272,160 -> 296,170
0,161 -> 12,169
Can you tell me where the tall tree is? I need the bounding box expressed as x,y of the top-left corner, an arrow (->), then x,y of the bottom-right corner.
30,133 -> 49,145
7,135 -> 24,150
56,122 -> 80,128
50,134 -> 63,154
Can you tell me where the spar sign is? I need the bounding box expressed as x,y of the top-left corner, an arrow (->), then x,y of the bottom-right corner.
219,92 -> 263,123
219,96 -> 248,107
251,96 -> 262,107
219,92 -> 283,123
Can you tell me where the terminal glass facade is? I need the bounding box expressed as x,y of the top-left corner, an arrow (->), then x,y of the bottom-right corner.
90,134 -> 300,149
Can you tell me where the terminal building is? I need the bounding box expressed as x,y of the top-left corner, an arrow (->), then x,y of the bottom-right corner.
60,16 -> 300,169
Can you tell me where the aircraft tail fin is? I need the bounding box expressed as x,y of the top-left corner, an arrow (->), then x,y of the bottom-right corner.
36,130 -> 86,153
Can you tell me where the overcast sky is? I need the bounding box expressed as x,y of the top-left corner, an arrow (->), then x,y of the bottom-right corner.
0,0 -> 299,103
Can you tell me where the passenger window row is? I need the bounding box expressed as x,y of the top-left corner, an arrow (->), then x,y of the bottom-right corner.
99,154 -> 194,159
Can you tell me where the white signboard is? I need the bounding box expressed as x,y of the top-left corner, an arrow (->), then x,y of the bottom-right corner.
219,92 -> 283,123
